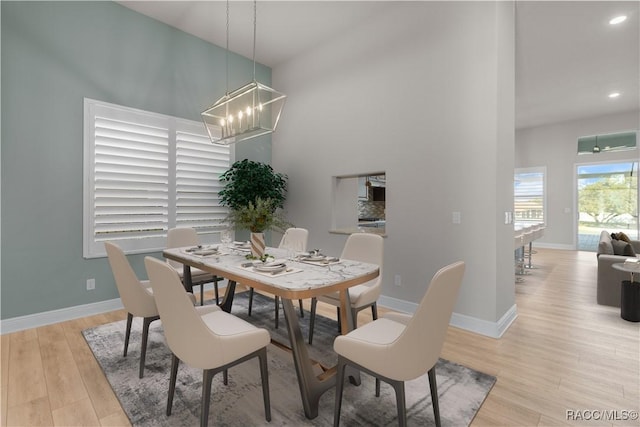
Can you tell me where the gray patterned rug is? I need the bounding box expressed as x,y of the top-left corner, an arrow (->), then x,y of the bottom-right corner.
83,292 -> 495,426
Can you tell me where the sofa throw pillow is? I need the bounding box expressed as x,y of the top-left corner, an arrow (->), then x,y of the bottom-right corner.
611,239 -> 636,256
616,232 -> 632,243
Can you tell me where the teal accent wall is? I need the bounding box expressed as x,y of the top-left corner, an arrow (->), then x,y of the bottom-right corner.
1,1 -> 272,319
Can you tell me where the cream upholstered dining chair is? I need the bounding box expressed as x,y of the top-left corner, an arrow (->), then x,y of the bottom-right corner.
333,261 -> 465,427
104,241 -> 160,379
248,227 -> 309,328
144,256 -> 272,427
167,227 -> 221,305
308,233 -> 383,344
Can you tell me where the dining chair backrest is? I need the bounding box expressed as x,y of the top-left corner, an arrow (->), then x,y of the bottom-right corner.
104,242 -> 157,318
389,261 -> 465,380
166,227 -> 200,269
340,233 -> 384,286
278,227 -> 309,252
145,256 -> 227,369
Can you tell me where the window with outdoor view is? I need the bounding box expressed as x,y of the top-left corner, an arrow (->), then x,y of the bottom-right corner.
514,167 -> 546,226
577,161 -> 638,251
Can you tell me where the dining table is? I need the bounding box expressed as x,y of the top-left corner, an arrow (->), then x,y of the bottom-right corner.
162,243 -> 380,419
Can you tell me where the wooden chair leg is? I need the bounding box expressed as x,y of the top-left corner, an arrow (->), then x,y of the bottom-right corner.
371,301 -> 378,320
309,297 -> 318,345
214,278 -> 220,305
167,354 -> 180,416
139,316 -> 155,378
333,357 -> 347,427
391,379 -> 407,427
248,287 -> 254,316
123,313 -> 133,357
200,284 -> 204,306
200,369 -> 215,427
258,348 -> 271,422
428,367 -> 441,427
298,299 -> 304,317
274,296 -> 280,329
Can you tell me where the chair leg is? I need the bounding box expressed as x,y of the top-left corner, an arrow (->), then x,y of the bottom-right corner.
167,354 -> 180,416
309,297 -> 318,345
223,369 -> 228,385
375,378 -> 381,397
139,316 -> 156,378
123,313 -> 133,357
333,357 -> 347,427
214,276 -> 220,305
298,299 -> 304,317
371,302 -> 378,320
390,379 -> 407,427
428,367 -> 441,427
258,348 -> 271,422
248,287 -> 254,316
200,283 -> 204,306
337,307 -> 342,332
200,369 -> 215,427
274,296 -> 280,329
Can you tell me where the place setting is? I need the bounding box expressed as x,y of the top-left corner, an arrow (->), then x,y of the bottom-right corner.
295,249 -> 341,266
182,244 -> 220,257
240,257 -> 302,277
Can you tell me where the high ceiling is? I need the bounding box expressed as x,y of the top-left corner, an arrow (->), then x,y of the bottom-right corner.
118,1 -> 639,130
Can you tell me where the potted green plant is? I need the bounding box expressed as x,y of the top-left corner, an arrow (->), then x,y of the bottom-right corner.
219,160 -> 290,257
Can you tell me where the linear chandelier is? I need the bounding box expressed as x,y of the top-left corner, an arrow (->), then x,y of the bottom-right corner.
202,0 -> 286,146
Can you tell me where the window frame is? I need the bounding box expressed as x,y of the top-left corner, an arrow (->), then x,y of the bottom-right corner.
83,98 -> 233,258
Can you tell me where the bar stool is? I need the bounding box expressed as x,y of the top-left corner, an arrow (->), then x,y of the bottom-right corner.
514,232 -> 527,282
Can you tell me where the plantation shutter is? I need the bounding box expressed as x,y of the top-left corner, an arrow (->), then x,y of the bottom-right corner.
175,120 -> 230,233
84,99 -> 231,258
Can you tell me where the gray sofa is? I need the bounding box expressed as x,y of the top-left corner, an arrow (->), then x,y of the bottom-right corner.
597,230 -> 640,307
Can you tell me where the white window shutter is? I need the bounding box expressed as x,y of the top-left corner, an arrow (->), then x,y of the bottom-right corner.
175,121 -> 230,233
84,99 -> 231,258
94,116 -> 169,240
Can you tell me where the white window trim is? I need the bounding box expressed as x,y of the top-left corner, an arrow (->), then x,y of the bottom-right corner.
83,98 -> 233,258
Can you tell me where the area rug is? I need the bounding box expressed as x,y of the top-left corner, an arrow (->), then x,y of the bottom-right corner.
83,292 -> 495,426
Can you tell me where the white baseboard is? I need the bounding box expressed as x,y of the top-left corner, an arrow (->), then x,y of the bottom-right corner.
379,295 -> 518,339
1,298 -> 124,335
450,304 -> 518,338
534,242 -> 574,250
1,282 -> 224,335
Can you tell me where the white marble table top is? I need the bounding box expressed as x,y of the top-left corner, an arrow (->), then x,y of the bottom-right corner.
163,245 -> 380,297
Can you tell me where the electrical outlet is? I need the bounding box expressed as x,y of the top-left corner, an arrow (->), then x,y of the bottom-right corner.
394,274 -> 402,287
86,278 -> 95,290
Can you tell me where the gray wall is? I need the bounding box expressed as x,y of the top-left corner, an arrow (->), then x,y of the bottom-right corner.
516,110 -> 640,249
272,2 -> 516,326
1,1 -> 271,319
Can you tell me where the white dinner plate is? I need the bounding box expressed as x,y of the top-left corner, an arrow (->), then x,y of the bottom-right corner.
254,263 -> 287,272
301,255 -> 326,262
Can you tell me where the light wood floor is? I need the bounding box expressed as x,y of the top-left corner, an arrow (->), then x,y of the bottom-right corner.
1,248 -> 639,426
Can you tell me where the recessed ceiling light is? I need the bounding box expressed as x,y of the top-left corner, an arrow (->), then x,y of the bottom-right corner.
609,92 -> 621,98
609,15 -> 627,25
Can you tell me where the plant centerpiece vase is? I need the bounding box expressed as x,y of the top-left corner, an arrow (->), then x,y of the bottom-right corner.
219,160 -> 291,259
224,198 -> 290,258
